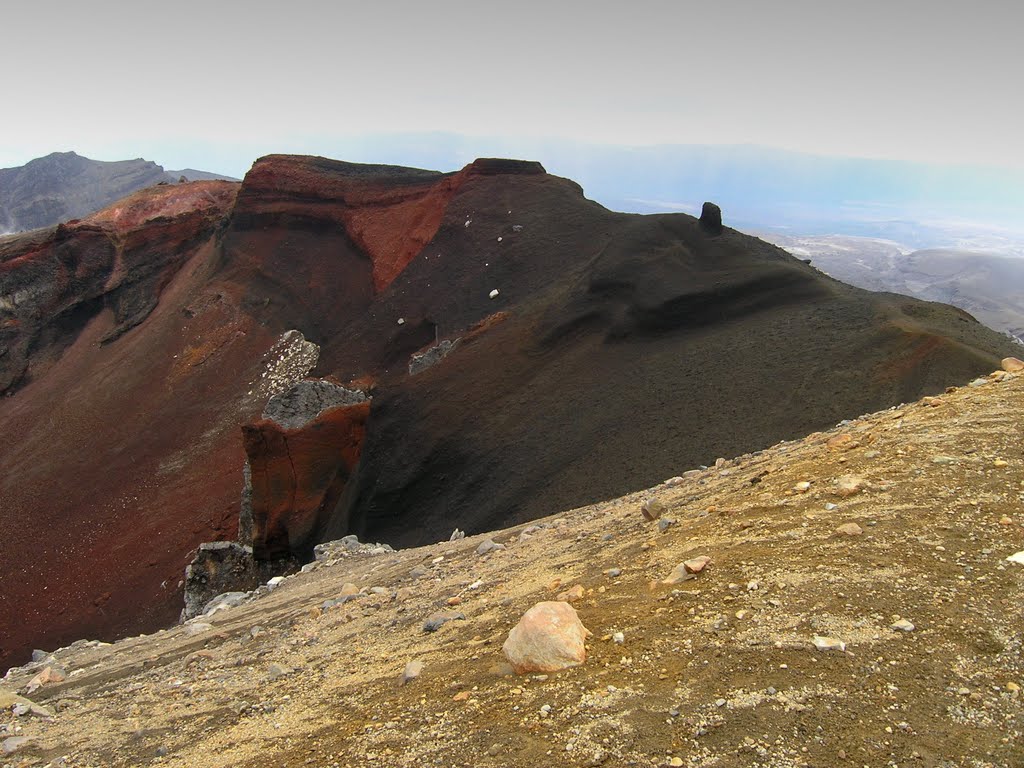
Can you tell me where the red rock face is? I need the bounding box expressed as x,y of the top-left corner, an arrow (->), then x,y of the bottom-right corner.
243,401 -> 370,560
0,153 -> 1018,674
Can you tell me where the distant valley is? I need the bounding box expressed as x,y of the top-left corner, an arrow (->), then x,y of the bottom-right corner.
761,233 -> 1024,345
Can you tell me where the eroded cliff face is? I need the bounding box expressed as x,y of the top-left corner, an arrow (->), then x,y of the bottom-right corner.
0,181 -> 239,393
243,400 -> 370,560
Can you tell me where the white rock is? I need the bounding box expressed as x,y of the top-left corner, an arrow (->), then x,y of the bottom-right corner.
400,660 -> 423,685
489,289 -> 500,299
891,619 -> 915,632
1006,551 -> 1024,565
812,635 -> 846,652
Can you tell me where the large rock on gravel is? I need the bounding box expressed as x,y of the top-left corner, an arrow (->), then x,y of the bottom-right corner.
502,601 -> 591,674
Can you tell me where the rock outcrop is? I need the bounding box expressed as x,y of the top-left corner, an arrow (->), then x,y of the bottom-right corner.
699,200 -> 723,234
181,542 -> 290,621
262,379 -> 367,429
242,399 -> 370,560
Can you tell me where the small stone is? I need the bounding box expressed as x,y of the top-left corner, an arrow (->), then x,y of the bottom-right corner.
395,587 -> 414,602
2,736 -> 33,755
502,601 -> 591,674
409,565 -> 428,579
30,649 -> 50,663
824,502 -> 838,511
453,690 -> 471,701
932,455 -> 957,465
641,498 -> 665,521
400,660 -> 423,685
477,539 -> 505,556
25,665 -> 66,693
891,619 -> 915,632
669,758 -> 684,767
612,632 -> 625,644
812,635 -> 846,652
658,517 -> 675,532
793,481 -> 811,493
267,576 -> 285,589
993,459 -> 1009,468
661,565 -> 694,585
684,556 -> 712,574
1002,357 -> 1024,373
827,434 -> 855,451
1006,682 -> 1020,693
836,522 -> 863,536
1006,551 -> 1024,565
489,289 -> 500,299
267,663 -> 294,681
423,611 -> 466,632
663,476 -> 685,487
556,584 -> 585,603
834,475 -> 867,496
339,582 -> 359,597
1001,516 -> 1014,525
449,528 -> 466,541
604,568 -> 622,578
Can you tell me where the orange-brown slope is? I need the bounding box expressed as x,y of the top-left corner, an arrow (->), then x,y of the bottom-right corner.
0,181 -> 284,668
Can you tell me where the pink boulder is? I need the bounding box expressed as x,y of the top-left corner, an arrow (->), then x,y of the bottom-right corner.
502,601 -> 591,674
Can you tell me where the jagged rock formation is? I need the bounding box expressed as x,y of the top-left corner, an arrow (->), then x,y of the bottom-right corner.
0,152 -> 236,234
262,380 -> 367,429
0,154 -> 1019,669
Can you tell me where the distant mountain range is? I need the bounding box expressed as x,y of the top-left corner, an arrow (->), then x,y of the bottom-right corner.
0,151 -> 237,233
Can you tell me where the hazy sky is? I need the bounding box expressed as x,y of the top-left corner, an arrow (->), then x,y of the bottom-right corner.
2,0 -> 1023,174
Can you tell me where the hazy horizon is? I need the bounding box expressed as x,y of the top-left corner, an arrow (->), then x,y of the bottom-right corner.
3,0 -> 1023,173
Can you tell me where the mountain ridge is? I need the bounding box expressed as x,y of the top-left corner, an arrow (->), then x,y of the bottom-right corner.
0,151 -> 237,234
0,154 -> 1018,670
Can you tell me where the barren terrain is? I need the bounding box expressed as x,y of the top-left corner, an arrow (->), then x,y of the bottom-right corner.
3,365 -> 1022,767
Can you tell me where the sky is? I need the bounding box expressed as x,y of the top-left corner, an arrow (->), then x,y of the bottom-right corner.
1,0 -> 1023,176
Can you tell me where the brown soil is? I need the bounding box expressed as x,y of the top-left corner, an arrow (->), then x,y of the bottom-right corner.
3,370 -> 1021,768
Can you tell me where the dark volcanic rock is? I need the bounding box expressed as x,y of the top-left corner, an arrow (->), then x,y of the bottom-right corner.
262,379 -> 368,429
0,154 -> 1019,670
700,201 -> 723,234
181,542 -> 293,621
